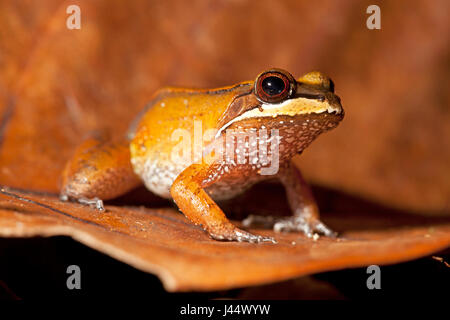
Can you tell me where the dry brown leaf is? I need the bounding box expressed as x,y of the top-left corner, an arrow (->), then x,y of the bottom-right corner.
0,186 -> 449,291
0,0 -> 449,292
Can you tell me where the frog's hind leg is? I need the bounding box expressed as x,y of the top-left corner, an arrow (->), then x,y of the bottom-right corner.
61,134 -> 142,211
243,160 -> 337,238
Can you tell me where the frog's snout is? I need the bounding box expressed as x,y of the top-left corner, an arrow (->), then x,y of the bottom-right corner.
325,92 -> 344,116
295,71 -> 343,116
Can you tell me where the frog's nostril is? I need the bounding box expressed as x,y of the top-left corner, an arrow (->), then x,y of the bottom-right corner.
329,79 -> 335,93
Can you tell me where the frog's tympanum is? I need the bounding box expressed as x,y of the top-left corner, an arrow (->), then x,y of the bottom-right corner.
61,69 -> 344,243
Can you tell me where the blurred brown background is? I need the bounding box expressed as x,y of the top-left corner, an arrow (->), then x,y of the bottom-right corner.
0,0 -> 449,215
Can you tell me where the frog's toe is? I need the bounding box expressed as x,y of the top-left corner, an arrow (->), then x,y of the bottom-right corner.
78,197 -> 105,211
209,227 -> 276,244
60,194 -> 105,212
313,220 -> 338,238
273,216 -> 337,238
236,230 -> 277,244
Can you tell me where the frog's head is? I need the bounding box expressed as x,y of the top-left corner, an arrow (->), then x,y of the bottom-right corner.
216,68 -> 344,156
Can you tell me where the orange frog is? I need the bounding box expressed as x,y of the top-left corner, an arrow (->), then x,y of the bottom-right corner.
61,69 -> 344,243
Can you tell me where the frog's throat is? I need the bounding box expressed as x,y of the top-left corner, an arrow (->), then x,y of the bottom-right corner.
214,97 -> 342,138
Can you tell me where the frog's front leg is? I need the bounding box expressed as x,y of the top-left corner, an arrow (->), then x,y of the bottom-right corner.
243,161 -> 337,238
170,163 -> 275,243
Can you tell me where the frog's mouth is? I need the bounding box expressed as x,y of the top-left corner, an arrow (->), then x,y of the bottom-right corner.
215,93 -> 343,138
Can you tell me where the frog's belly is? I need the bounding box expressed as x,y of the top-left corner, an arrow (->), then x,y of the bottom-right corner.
132,156 -> 258,201
134,157 -> 180,199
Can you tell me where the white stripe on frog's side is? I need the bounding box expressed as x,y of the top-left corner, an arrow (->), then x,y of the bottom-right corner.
132,156 -> 185,199
214,96 -> 342,139
133,155 -> 259,201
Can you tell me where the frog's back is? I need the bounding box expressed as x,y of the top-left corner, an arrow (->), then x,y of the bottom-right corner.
129,84 -> 251,198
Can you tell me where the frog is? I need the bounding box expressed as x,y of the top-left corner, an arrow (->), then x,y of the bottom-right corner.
60,68 -> 344,243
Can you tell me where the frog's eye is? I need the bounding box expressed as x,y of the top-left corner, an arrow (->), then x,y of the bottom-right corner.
255,69 -> 296,104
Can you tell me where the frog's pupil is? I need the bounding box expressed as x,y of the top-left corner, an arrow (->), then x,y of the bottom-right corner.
261,76 -> 285,96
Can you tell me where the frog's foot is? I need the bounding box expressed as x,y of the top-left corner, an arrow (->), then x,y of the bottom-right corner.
60,194 -> 105,212
208,224 -> 277,244
273,216 -> 337,238
243,215 -> 337,238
